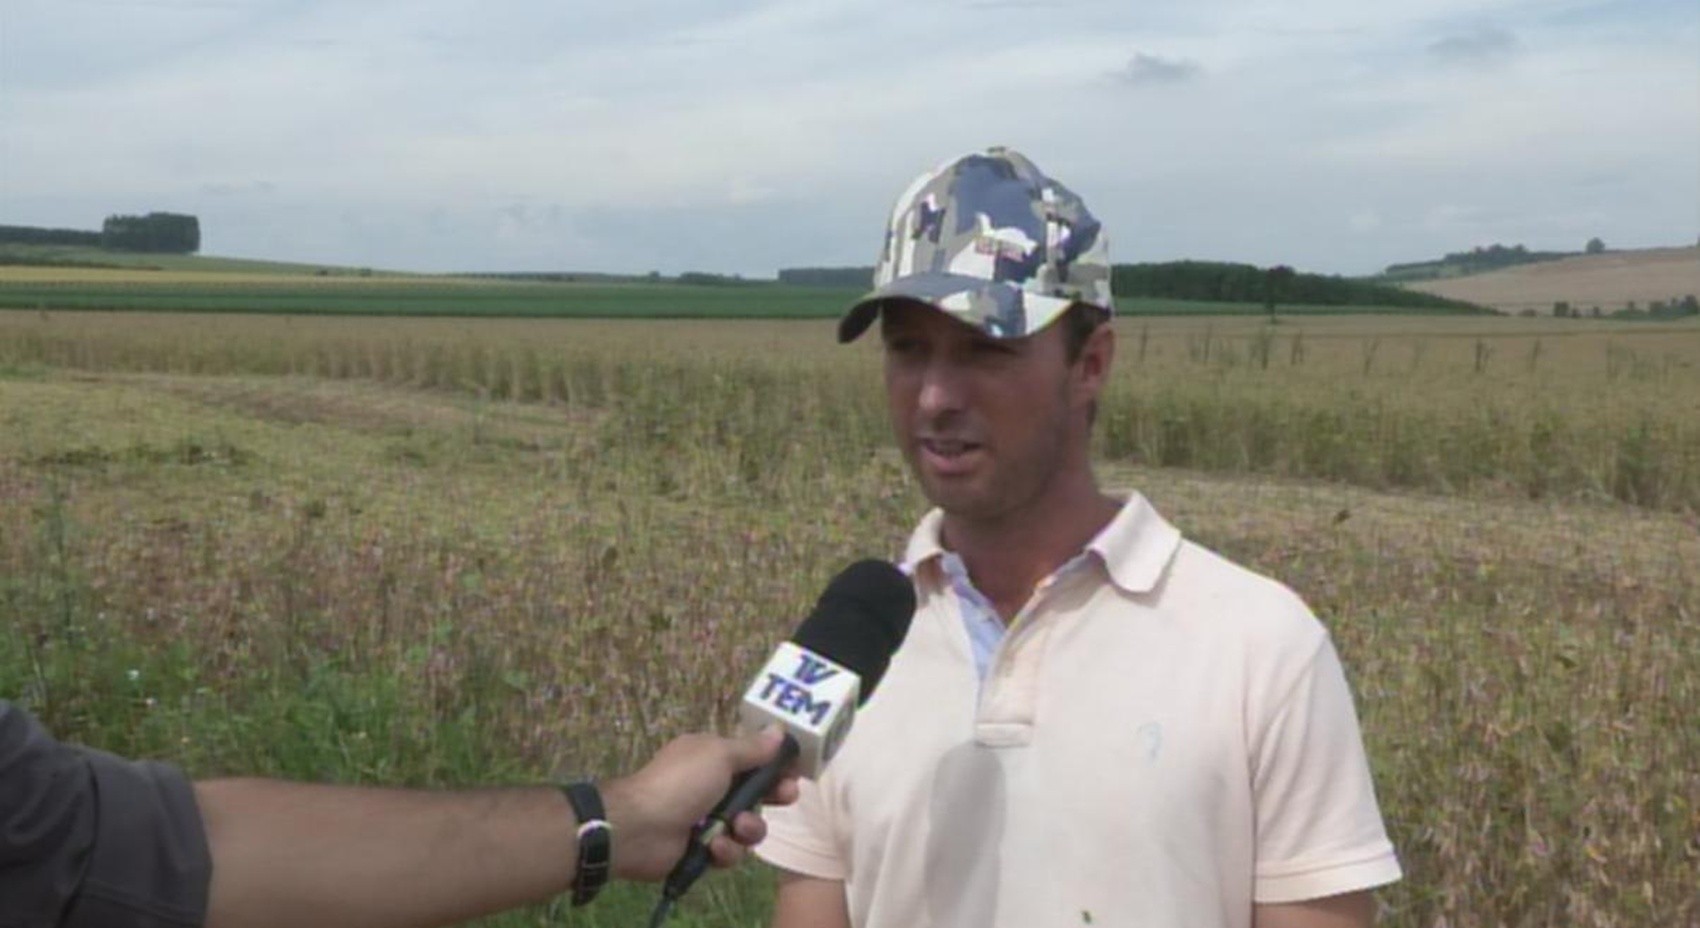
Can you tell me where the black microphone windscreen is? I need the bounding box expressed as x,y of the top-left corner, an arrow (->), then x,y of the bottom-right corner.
791,559 -> 916,703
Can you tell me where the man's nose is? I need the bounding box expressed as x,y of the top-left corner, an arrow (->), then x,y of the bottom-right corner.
916,358 -> 967,418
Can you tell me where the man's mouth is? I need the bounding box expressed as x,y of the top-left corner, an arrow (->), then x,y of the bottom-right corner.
917,437 -> 983,474
921,438 -> 979,458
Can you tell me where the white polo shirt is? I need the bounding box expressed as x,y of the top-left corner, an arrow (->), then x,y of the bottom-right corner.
756,493 -> 1401,928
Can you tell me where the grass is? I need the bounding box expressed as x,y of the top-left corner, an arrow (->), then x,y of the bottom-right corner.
1,310 -> 1697,926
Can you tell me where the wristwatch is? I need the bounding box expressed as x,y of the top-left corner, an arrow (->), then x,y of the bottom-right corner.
558,780 -> 612,906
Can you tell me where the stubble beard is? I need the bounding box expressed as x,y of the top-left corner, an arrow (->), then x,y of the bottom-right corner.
912,405 -> 1077,533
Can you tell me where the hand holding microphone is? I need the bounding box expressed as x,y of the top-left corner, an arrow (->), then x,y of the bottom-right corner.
653,559 -> 917,922
595,727 -> 801,881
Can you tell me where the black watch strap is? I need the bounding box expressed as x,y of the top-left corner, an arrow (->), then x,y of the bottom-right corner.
559,780 -> 612,906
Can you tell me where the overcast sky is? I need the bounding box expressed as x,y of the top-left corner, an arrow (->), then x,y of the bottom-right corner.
3,0 -> 1696,276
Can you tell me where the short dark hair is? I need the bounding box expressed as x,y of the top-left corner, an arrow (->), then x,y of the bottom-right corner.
1054,302 -> 1111,429
1060,302 -> 1111,364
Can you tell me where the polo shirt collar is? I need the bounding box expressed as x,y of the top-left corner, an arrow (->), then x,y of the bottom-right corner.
1088,491 -> 1184,594
899,492 -> 1183,595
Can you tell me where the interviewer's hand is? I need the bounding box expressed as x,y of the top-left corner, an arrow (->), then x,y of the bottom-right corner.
602,727 -> 801,881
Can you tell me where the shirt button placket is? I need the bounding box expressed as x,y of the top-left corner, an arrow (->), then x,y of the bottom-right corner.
980,589 -> 1047,732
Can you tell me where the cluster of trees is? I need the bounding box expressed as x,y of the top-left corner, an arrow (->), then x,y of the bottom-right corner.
465,271 -> 644,283
466,271 -> 756,286
0,224 -> 102,247
101,212 -> 199,253
675,271 -> 752,286
1546,295 -> 1698,319
1384,243 -> 1575,279
778,267 -> 874,288
1612,296 -> 1698,320
0,214 -> 201,254
1110,261 -> 1482,311
775,260 -> 1484,312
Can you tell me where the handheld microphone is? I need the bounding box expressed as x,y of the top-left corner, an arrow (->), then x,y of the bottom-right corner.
653,559 -> 916,920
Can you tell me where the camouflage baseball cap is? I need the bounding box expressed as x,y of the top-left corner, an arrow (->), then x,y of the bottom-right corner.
838,146 -> 1113,343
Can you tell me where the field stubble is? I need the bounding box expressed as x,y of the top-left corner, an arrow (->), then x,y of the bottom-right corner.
1,310 -> 1697,926
5,311 -> 1698,511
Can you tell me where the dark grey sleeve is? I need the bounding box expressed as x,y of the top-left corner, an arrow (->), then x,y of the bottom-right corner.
0,702 -> 211,928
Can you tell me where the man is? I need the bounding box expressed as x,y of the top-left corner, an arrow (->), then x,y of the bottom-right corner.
0,699 -> 796,928
756,148 -> 1401,928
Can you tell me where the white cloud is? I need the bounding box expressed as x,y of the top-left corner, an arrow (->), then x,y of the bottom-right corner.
1427,25 -> 1520,65
1118,52 -> 1205,86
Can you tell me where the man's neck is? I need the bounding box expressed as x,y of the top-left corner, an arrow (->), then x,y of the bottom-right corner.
940,481 -> 1122,623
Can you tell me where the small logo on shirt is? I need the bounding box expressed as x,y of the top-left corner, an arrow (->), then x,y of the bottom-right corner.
1136,722 -> 1162,762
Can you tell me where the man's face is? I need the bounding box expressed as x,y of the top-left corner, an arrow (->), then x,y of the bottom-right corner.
880,301 -> 1097,524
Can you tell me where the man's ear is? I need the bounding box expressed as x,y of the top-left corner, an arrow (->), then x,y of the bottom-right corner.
1073,322 -> 1115,402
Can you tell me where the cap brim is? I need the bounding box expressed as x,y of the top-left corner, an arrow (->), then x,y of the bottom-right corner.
837,297 -> 884,343
836,272 -> 1075,343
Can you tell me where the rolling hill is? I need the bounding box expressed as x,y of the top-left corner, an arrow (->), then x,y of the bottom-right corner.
1403,246 -> 1699,315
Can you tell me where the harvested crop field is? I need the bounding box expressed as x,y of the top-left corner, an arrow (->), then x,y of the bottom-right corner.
1407,246 -> 1700,314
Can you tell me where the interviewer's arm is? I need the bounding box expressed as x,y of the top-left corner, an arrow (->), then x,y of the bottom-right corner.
1254,890 -> 1377,928
770,870 -> 852,928
199,730 -> 794,928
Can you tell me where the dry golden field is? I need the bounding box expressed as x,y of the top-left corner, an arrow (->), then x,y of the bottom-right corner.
1408,246 -> 1700,315
2,308 -> 1698,927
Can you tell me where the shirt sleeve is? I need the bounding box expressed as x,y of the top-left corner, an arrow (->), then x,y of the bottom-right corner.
0,701 -> 211,928
1249,638 -> 1402,904
753,774 -> 848,881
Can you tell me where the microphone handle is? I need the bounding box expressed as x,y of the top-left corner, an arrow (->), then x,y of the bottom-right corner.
662,733 -> 801,903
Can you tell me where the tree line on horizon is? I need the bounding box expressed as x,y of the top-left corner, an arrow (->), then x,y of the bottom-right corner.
1378,240 -> 1615,282
0,213 -> 200,254
779,261 -> 1485,312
